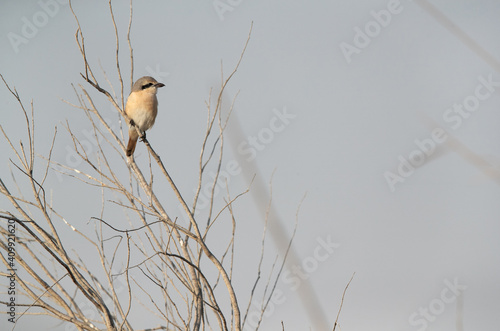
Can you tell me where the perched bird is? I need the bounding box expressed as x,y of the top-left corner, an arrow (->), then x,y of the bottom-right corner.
125,76 -> 165,157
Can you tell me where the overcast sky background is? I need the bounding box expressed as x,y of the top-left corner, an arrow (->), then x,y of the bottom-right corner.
1,1 -> 500,330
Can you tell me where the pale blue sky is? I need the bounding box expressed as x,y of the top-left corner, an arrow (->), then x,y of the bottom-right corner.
1,1 -> 500,330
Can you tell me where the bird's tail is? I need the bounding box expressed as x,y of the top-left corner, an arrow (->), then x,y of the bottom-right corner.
126,129 -> 139,156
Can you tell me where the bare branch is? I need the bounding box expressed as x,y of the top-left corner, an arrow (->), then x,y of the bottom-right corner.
332,272 -> 355,331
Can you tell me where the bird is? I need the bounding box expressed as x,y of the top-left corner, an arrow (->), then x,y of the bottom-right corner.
124,76 -> 165,157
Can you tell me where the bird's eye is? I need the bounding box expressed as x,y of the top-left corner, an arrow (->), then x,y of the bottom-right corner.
142,83 -> 153,90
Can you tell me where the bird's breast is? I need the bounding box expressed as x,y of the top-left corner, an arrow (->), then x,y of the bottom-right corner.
125,92 -> 158,131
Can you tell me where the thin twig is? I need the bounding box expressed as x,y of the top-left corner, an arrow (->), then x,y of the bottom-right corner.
332,272 -> 355,331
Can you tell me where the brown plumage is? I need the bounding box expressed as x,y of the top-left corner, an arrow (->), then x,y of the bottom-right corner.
124,76 -> 165,157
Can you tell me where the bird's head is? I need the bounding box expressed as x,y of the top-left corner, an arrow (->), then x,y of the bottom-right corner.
131,76 -> 165,94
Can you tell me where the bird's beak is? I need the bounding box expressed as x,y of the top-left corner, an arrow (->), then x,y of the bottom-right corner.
155,82 -> 165,88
